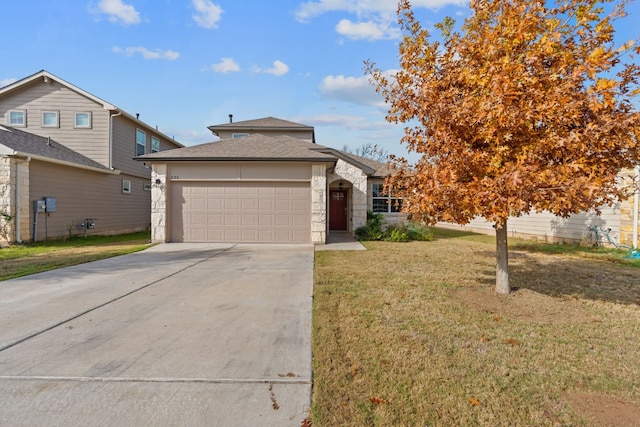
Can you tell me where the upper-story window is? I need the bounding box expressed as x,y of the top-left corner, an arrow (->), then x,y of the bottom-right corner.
42,111 -> 59,127
151,136 -> 160,153
136,129 -> 146,156
74,112 -> 92,128
372,183 -> 403,213
232,133 -> 249,138
8,110 -> 26,127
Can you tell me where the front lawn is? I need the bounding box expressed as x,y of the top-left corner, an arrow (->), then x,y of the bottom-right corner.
312,229 -> 640,426
0,232 -> 152,281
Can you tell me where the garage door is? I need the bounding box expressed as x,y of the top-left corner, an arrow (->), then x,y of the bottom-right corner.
171,181 -> 310,243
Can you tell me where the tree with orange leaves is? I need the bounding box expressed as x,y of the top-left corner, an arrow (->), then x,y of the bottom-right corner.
367,0 -> 640,294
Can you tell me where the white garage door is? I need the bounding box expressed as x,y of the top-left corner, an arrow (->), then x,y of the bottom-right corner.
171,181 -> 310,243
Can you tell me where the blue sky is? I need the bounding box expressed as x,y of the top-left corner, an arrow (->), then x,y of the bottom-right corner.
1,0 -> 638,157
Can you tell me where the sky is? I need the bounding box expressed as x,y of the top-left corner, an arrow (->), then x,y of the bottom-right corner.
1,0 -> 638,159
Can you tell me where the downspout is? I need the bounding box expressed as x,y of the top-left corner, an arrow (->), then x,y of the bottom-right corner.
14,160 -> 22,243
634,165 -> 639,249
109,111 -> 122,169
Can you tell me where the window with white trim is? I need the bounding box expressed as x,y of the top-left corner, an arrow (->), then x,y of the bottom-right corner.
74,112 -> 91,128
42,111 -> 59,127
136,129 -> 146,156
122,179 -> 132,194
151,136 -> 160,153
372,183 -> 402,213
8,110 -> 26,126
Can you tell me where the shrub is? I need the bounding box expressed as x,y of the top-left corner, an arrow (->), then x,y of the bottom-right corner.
355,211 -> 386,241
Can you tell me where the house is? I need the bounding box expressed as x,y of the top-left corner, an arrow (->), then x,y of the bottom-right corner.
137,116 -> 403,244
0,70 -> 183,244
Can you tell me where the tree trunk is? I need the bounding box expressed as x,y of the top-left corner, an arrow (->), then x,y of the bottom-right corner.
495,221 -> 510,294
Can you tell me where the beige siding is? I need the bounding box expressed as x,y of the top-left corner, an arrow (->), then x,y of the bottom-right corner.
28,160 -> 151,240
0,80 -> 110,165
111,116 -> 178,178
438,205 -> 621,244
216,129 -> 313,142
168,162 -> 311,181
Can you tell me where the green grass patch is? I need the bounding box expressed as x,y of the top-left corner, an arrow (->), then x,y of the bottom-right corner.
0,232 -> 152,281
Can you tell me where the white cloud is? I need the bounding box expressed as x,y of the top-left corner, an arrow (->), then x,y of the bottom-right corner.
112,46 -> 180,60
264,60 -> 290,76
295,0 -> 467,39
335,19 -> 400,41
319,74 -> 390,107
252,60 -> 290,76
295,0 -> 467,22
0,78 -> 17,88
192,0 -> 223,29
95,0 -> 141,25
210,57 -> 240,73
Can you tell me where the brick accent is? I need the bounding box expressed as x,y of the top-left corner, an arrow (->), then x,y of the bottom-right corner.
619,168 -> 639,246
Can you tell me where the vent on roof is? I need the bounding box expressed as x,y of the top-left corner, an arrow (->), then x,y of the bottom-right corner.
229,114 -> 233,123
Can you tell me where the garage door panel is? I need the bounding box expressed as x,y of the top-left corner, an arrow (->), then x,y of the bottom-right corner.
171,181 -> 310,243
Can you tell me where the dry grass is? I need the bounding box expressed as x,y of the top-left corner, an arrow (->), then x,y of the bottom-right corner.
312,231 -> 640,426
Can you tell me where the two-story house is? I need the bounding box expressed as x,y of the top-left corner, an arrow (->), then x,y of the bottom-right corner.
0,70 -> 183,244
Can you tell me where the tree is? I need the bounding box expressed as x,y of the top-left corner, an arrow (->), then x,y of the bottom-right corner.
367,0 -> 640,294
343,142 -> 390,162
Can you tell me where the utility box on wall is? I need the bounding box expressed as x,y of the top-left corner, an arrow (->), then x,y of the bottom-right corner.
33,200 -> 46,213
44,197 -> 56,212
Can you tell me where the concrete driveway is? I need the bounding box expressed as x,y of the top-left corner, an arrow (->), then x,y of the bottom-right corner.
0,243 -> 313,426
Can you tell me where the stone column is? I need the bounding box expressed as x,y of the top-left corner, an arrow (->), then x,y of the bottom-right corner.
311,164 -> 327,244
151,163 -> 168,243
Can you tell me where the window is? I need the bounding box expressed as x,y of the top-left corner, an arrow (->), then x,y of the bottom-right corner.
232,133 -> 249,139
136,129 -> 146,156
74,112 -> 91,128
42,111 -> 59,127
372,183 -> 402,213
151,136 -> 160,153
122,179 -> 132,194
8,110 -> 26,126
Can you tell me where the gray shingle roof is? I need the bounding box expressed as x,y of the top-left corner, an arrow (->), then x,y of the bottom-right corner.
208,116 -> 313,131
137,134 -> 337,162
0,126 -> 111,171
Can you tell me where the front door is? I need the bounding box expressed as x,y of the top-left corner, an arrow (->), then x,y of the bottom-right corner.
329,190 -> 347,230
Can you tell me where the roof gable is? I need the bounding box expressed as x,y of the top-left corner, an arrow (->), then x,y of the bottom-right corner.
208,116 -> 313,131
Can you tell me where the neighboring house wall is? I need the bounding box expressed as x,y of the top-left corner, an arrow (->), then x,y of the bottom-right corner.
111,115 -> 176,178
0,79 -> 111,166
28,160 -> 151,240
438,205 -> 621,244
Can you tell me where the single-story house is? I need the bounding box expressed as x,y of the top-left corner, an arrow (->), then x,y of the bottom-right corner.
0,70 -> 183,244
137,117 -> 403,244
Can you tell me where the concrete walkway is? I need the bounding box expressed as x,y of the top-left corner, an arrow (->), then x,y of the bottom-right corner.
315,232 -> 366,251
0,244 -> 313,426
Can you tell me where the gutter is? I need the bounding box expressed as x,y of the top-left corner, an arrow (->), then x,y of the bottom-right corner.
9,152 -> 120,175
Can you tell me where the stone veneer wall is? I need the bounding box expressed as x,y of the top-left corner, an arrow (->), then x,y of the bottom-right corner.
0,157 -> 13,245
151,163 -> 168,243
311,163 -> 327,243
328,159 -> 368,232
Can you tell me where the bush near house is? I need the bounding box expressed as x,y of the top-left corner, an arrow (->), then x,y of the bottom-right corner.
355,211 -> 433,242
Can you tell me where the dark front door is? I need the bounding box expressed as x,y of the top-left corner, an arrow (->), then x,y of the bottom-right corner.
329,190 -> 347,230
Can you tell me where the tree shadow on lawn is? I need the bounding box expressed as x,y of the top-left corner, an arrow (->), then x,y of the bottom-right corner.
475,250 -> 640,306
